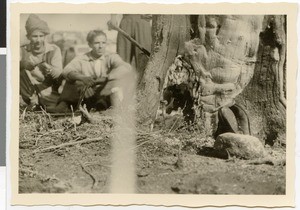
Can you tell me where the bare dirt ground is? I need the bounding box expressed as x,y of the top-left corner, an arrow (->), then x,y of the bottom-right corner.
19,108 -> 286,194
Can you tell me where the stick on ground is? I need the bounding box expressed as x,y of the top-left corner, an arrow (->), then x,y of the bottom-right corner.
79,161 -> 99,189
31,137 -> 106,154
79,105 -> 96,124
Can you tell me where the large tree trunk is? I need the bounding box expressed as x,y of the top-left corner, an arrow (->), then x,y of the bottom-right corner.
137,15 -> 286,146
137,15 -> 190,124
236,15 -> 286,145
183,15 -> 264,138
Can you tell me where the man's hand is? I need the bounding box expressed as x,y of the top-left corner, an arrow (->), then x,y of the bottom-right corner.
20,56 -> 41,71
108,15 -> 118,31
141,14 -> 152,21
20,60 -> 35,71
38,62 -> 53,76
84,87 -> 95,98
107,20 -> 118,31
20,54 -> 43,71
81,76 -> 96,87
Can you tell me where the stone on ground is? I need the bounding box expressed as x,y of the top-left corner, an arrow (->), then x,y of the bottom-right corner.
214,133 -> 266,159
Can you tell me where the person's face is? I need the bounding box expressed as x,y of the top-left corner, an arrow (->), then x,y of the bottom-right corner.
89,35 -> 107,57
28,30 -> 46,50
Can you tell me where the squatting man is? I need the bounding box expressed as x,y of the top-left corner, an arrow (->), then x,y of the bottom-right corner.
20,14 -> 63,108
20,14 -> 134,113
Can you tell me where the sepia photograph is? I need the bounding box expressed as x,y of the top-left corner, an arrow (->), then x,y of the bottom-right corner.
9,2 -> 297,207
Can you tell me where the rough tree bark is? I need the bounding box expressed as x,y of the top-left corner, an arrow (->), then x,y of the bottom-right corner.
181,15 -> 264,138
236,15 -> 286,145
137,15 -> 190,124
137,15 -> 286,146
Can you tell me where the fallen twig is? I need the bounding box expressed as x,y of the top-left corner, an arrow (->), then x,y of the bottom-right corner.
167,115 -> 181,133
40,106 -> 52,123
79,105 -> 96,124
70,105 -> 76,131
34,111 -> 81,117
248,158 -> 275,166
84,162 -> 111,168
34,129 -> 64,146
31,137 -> 106,154
79,161 -> 99,189
158,169 -> 195,177
21,107 -> 28,120
137,129 -> 162,135
37,129 -> 64,137
168,102 -> 186,133
134,139 -> 153,149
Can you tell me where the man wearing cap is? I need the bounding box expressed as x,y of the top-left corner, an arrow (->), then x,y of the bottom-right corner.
20,14 -> 63,109
54,30 -> 134,112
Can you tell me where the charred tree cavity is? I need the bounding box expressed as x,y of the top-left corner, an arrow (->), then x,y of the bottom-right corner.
137,15 -> 286,146
137,15 -> 190,125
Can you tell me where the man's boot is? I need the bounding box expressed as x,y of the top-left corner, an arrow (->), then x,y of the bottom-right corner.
46,101 -> 70,113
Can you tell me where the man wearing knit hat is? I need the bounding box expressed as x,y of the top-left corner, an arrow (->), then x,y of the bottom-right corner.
20,14 -> 63,109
